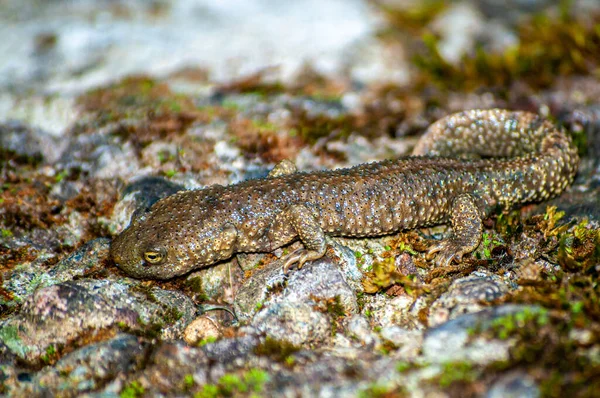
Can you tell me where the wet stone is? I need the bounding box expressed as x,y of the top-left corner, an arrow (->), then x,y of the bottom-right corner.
379,325 -> 423,358
233,257 -> 287,321
279,256 -> 359,315
200,334 -> 260,364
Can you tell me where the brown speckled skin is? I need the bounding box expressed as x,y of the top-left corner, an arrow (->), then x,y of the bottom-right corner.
111,109 -> 579,279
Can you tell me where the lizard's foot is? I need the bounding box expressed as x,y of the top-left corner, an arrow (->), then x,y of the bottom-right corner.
426,193 -> 483,268
426,239 -> 467,268
282,247 -> 326,274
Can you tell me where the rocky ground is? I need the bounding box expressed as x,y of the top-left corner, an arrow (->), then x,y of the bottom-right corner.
1,0 -> 600,397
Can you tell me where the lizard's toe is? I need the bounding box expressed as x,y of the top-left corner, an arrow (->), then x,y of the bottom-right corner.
427,239 -> 466,267
281,247 -> 326,274
282,248 -> 304,274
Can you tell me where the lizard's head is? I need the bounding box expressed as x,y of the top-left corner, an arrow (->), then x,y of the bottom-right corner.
110,191 -> 238,280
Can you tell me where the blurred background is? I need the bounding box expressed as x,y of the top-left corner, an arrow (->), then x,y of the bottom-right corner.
2,0 -> 599,135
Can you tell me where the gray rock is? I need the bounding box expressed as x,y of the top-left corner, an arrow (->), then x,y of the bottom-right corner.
8,334 -> 148,397
201,334 -> 260,363
233,257 -> 287,321
251,302 -> 330,346
487,371 -> 540,398
428,275 -> 509,326
234,243 -> 360,321
0,120 -> 65,163
107,175 -> 186,235
379,326 -> 423,358
0,279 -> 195,365
346,315 -> 378,347
423,304 -> 540,365
281,257 -> 358,315
1,238 -> 111,307
185,259 -> 242,302
57,130 -> 140,179
117,341 -> 211,395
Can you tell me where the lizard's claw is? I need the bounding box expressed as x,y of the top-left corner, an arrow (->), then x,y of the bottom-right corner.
282,247 -> 325,274
426,239 -> 465,268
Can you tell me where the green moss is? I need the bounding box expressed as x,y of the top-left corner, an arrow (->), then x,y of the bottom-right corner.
183,374 -> 195,390
0,325 -> 29,358
396,360 -> 416,373
40,344 -> 57,364
396,241 -> 417,256
254,337 -> 300,363
311,295 -> 347,337
250,119 -> 277,133
120,380 -> 145,398
194,368 -> 270,398
128,284 -> 159,303
76,75 -> 201,146
358,383 -> 406,398
185,277 -> 209,301
291,111 -> 357,145
436,361 -> 477,388
475,232 -> 503,260
198,336 -> 218,346
375,0 -> 446,34
164,169 -> 177,178
54,170 -> 69,183
488,308 -> 549,340
413,8 -> 600,91
0,229 -> 12,238
558,219 -> 600,271
162,306 -> 184,324
362,257 -> 422,294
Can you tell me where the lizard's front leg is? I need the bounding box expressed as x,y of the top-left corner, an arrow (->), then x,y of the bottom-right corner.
281,203 -> 327,273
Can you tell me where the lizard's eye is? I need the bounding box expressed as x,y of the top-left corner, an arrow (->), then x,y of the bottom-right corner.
143,248 -> 166,265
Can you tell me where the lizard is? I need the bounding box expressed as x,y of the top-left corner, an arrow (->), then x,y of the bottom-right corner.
110,109 -> 579,279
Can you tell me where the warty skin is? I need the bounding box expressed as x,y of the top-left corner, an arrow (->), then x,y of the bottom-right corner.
111,109 -> 579,279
